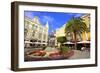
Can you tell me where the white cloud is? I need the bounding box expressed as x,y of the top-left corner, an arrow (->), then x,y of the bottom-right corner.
42,16 -> 54,23
74,14 -> 83,17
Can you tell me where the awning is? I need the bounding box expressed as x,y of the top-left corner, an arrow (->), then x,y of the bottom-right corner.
77,41 -> 90,44
63,42 -> 75,44
25,41 -> 32,44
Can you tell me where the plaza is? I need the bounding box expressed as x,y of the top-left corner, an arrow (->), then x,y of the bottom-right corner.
24,12 -> 90,61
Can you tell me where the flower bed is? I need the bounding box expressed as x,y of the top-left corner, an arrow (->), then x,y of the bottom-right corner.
25,49 -> 74,61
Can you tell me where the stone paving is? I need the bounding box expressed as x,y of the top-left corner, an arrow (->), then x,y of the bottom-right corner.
69,50 -> 90,59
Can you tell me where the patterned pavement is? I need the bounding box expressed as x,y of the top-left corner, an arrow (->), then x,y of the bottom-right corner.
69,50 -> 90,59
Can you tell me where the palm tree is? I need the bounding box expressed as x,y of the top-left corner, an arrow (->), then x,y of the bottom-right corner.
65,17 -> 88,50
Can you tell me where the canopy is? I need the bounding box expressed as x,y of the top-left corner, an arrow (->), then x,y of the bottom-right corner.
25,41 -> 32,44
63,41 -> 75,44
77,41 -> 90,44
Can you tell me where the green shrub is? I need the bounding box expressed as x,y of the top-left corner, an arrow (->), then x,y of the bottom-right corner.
60,46 -> 70,54
57,36 -> 66,43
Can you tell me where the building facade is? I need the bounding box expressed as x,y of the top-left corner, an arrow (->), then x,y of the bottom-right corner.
48,32 -> 57,47
55,24 -> 66,47
55,24 -> 66,37
24,16 -> 49,47
81,14 -> 90,41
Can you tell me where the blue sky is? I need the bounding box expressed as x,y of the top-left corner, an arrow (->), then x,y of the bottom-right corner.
24,11 -> 85,34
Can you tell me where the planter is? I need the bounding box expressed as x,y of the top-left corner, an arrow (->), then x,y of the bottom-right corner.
62,50 -> 74,58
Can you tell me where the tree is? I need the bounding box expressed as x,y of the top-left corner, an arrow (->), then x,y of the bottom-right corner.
57,36 -> 67,54
65,17 -> 88,50
57,36 -> 66,44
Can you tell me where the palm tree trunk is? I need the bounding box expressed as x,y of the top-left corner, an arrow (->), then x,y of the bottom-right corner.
73,32 -> 77,50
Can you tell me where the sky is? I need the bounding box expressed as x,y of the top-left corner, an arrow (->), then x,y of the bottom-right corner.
24,11 -> 85,34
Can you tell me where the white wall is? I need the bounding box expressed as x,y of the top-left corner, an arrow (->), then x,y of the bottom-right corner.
0,0 -> 99,73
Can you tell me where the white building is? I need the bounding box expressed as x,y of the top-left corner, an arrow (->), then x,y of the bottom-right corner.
24,16 -> 49,47
48,32 -> 57,47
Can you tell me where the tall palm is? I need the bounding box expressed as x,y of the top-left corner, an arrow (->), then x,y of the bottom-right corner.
65,17 -> 88,50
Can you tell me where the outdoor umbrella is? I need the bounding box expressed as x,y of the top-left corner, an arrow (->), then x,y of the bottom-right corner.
63,41 -> 75,48
77,40 -> 90,50
77,41 -> 90,44
63,41 -> 75,44
25,41 -> 32,44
